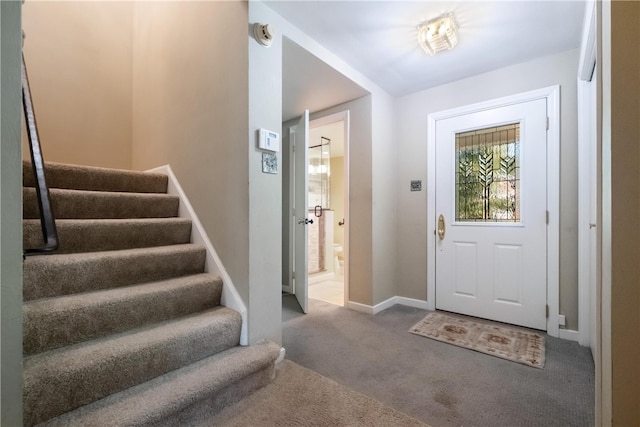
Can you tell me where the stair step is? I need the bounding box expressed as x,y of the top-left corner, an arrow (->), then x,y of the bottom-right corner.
38,341 -> 280,427
24,218 -> 192,254
24,273 -> 223,356
24,244 -> 206,301
23,307 -> 242,427
24,188 -> 180,220
23,161 -> 168,193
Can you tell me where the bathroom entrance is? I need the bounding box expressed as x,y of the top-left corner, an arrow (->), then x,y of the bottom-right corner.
306,112 -> 349,307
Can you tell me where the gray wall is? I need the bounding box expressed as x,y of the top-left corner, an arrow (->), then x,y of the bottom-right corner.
248,1 -> 283,344
371,93 -> 397,305
395,49 -> 580,329
1,1 -> 24,424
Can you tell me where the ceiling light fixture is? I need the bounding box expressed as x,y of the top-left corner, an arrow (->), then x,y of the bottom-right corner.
417,13 -> 458,56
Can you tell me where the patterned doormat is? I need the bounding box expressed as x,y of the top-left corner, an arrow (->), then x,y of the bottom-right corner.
409,312 -> 545,368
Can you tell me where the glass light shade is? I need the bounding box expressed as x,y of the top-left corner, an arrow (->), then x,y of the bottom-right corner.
418,13 -> 458,56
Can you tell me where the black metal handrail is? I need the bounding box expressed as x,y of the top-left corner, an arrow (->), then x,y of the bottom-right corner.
22,54 -> 58,255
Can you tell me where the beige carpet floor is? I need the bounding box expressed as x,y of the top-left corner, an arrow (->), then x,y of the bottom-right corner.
205,360 -> 429,426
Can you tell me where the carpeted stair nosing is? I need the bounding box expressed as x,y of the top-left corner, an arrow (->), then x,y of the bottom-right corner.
23,244 -> 207,301
24,273 -> 223,355
24,187 -> 180,219
23,217 -> 192,254
38,341 -> 281,427
23,160 -> 169,194
24,307 -> 242,426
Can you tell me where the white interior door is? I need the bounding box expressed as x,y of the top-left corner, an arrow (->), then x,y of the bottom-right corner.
435,99 -> 548,330
293,110 -> 310,313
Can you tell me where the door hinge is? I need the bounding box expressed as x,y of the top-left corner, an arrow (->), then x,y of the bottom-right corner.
292,141 -> 295,152
546,304 -> 549,318
292,272 -> 295,280
546,210 -> 549,225
546,117 -> 550,130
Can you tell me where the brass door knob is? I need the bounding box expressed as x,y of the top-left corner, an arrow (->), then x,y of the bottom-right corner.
438,214 -> 446,240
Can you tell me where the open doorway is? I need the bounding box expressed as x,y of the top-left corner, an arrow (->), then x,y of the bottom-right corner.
307,113 -> 349,307
280,36 -> 367,315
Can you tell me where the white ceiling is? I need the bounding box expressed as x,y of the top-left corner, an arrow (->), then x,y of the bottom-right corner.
269,1 -> 586,121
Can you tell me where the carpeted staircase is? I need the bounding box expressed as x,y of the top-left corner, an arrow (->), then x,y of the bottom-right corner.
22,161 -> 279,426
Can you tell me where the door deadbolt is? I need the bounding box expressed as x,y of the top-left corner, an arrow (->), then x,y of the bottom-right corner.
437,215 -> 446,240
298,218 -> 314,225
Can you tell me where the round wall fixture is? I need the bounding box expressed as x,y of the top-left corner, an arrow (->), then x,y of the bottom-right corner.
253,23 -> 275,47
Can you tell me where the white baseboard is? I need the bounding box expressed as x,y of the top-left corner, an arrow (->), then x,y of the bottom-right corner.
346,301 -> 375,314
558,328 -> 580,342
394,297 -> 430,310
349,293 -> 579,343
281,284 -> 292,294
347,296 -> 429,315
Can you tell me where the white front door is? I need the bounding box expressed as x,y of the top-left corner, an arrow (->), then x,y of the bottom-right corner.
293,110 -> 310,313
435,99 -> 548,330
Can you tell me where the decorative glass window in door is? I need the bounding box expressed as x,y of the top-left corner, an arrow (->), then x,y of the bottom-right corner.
455,123 -> 520,222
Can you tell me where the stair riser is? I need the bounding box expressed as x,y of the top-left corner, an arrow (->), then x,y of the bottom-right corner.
24,309 -> 242,427
23,161 -> 168,193
24,246 -> 206,301
23,219 -> 192,254
24,188 -> 179,220
154,366 -> 275,427
24,275 -> 223,355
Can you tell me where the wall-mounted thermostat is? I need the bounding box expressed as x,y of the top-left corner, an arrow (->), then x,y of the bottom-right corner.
258,128 -> 280,152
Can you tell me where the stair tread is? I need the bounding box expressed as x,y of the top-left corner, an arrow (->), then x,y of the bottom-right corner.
24,273 -> 223,355
41,341 -> 280,427
23,218 -> 193,254
24,244 -> 207,300
24,307 -> 242,426
23,161 -> 168,193
22,161 -> 267,426
23,187 -> 180,219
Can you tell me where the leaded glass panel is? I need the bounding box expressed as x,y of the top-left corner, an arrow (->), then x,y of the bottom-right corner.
455,123 -> 520,222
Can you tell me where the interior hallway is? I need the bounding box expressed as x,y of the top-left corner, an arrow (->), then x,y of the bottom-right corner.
283,295 -> 594,427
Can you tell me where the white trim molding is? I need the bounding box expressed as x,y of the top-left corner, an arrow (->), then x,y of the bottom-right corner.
347,296 -> 429,315
275,347 -> 286,365
149,165 -> 248,345
577,0 -> 598,350
558,329 -> 580,343
427,86 -> 561,338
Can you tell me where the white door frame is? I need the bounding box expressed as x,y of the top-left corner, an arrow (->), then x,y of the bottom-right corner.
427,86 -> 561,337
309,110 -> 350,306
287,110 -> 350,306
577,0 -> 598,349
576,0 -> 601,423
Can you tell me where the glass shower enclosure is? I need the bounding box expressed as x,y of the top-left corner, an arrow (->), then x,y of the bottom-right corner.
308,137 -> 331,274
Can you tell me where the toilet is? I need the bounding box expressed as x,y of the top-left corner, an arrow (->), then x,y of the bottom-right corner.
333,244 -> 344,276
